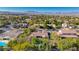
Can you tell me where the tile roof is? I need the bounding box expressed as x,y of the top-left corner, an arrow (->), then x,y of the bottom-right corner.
58,28 -> 78,38
31,29 -> 48,38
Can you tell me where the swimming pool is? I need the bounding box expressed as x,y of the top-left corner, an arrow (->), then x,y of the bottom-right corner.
0,42 -> 7,46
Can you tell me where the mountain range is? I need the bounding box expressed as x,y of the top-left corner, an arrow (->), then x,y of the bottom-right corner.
0,11 -> 79,16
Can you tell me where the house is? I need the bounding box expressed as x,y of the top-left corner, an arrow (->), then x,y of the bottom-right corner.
62,22 -> 75,29
0,24 -> 14,32
76,29 -> 79,37
0,29 -> 23,40
13,23 -> 28,28
21,23 -> 28,28
62,23 -> 68,28
30,29 -> 48,38
58,28 -> 79,38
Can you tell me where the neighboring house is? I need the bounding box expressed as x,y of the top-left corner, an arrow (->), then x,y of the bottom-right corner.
0,25 -> 14,32
62,22 -> 75,29
62,23 -> 68,28
76,29 -> 79,37
0,29 -> 23,40
22,23 -> 28,28
25,19 -> 31,21
58,28 -> 79,38
30,29 -> 48,38
13,23 -> 28,28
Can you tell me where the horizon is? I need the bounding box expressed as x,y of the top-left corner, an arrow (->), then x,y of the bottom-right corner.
0,7 -> 79,13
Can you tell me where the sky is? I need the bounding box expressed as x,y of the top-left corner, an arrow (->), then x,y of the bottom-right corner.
0,7 -> 79,12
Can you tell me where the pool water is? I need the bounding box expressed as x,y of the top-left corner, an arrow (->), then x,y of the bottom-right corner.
0,42 -> 7,46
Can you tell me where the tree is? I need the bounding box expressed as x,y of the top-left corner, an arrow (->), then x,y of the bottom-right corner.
57,37 -> 78,51
8,39 -> 33,51
31,37 -> 49,51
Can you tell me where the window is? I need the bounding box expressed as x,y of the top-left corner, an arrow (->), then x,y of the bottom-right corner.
36,36 -> 42,38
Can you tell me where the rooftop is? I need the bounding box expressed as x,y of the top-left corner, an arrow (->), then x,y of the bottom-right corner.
58,28 -> 79,38
30,29 -> 48,38
0,29 -> 23,39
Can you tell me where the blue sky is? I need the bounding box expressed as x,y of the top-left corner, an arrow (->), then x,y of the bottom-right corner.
0,7 -> 79,12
